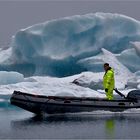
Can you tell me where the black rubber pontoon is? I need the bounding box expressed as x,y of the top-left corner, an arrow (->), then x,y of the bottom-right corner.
10,90 -> 140,114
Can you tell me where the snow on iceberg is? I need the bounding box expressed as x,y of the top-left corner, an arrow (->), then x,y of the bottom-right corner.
0,75 -> 106,98
72,71 -> 104,90
0,12 -> 140,77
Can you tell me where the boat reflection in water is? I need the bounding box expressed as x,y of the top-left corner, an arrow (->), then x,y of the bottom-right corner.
10,111 -> 140,139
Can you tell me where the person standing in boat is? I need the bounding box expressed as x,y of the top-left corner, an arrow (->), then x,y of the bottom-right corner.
103,63 -> 115,100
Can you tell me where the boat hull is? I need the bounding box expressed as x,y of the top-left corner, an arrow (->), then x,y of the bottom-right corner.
10,91 -> 140,114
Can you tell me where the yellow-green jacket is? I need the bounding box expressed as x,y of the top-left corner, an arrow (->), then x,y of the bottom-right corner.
103,68 -> 115,91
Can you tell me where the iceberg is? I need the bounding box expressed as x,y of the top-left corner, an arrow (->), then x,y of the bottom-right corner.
74,48 -> 133,90
0,12 -> 139,77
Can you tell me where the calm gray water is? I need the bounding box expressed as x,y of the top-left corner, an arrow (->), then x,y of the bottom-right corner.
1,105 -> 140,139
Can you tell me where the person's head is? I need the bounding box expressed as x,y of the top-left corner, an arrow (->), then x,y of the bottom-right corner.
104,63 -> 110,71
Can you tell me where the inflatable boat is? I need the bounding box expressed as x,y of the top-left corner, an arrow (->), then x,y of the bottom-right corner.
10,90 -> 140,114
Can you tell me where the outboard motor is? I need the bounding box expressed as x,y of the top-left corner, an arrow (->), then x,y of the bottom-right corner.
127,90 -> 140,100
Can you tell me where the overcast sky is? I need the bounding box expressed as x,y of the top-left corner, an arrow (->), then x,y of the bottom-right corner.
0,0 -> 140,46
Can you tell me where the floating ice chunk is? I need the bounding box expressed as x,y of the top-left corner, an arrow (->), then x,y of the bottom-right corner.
77,49 -> 133,90
0,71 -> 24,85
135,71 -> 140,77
127,77 -> 139,89
117,48 -> 140,72
0,74 -> 106,98
138,84 -> 140,89
131,41 -> 140,56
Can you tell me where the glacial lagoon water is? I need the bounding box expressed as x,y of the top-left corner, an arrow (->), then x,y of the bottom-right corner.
1,104 -> 140,139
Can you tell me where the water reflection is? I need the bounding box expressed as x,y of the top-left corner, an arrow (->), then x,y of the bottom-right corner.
11,113 -> 140,125
10,113 -> 140,139
105,119 -> 115,138
11,113 -> 118,125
